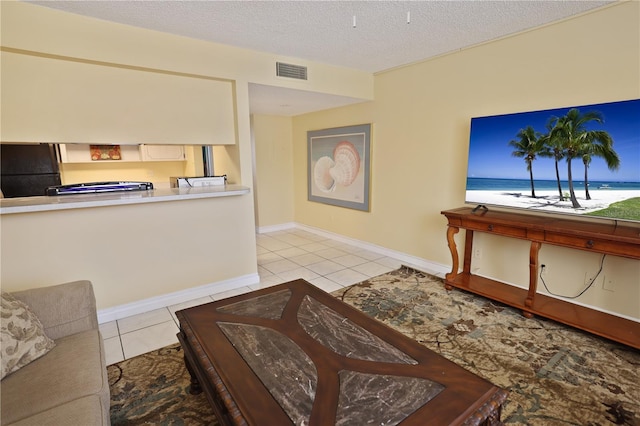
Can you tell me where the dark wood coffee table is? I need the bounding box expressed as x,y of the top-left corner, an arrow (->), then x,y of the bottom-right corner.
176,279 -> 507,426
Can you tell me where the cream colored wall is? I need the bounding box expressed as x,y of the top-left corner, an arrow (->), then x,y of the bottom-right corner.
0,195 -> 257,310
252,115 -> 295,227
3,2 -> 638,318
1,1 -> 374,186
0,2 -> 373,311
1,49 -> 237,144
290,2 -> 640,318
0,2 -> 373,105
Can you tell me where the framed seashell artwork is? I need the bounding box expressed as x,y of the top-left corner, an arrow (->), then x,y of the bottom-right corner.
307,124 -> 371,211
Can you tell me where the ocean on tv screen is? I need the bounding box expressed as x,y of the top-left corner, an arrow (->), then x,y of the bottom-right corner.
466,178 -> 640,220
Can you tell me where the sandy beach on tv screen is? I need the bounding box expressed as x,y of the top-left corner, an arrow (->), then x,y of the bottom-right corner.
466,189 -> 640,215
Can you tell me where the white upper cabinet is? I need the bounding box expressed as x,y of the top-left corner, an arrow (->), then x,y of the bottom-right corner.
58,144 -> 186,163
139,144 -> 185,161
1,51 -> 237,145
58,144 -> 141,163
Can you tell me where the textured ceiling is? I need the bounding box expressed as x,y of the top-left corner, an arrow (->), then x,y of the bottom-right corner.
28,0 -> 614,115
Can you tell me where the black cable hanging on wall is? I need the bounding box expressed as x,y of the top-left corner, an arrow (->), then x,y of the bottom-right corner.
539,254 -> 607,299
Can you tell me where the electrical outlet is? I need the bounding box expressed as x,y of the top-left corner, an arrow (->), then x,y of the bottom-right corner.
541,264 -> 550,275
602,276 -> 615,292
473,247 -> 482,259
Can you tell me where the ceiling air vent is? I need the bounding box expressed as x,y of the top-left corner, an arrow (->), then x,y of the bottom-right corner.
276,62 -> 307,80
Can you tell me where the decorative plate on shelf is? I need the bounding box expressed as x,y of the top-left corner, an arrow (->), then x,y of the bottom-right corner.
90,145 -> 121,161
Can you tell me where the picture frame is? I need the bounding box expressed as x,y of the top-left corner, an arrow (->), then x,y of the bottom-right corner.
307,124 -> 371,211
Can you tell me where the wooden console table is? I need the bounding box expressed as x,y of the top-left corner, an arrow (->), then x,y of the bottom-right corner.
441,207 -> 640,349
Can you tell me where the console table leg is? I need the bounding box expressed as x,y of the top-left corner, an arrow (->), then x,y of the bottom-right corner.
445,225 -> 460,289
462,229 -> 474,275
524,241 -> 542,317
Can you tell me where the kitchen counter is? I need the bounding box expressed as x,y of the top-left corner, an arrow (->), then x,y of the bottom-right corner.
0,185 -> 250,215
1,183 -> 258,316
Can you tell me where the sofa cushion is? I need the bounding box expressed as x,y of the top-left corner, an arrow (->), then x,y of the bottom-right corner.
0,329 -> 109,425
6,394 -> 108,426
1,291 -> 56,379
11,280 -> 98,340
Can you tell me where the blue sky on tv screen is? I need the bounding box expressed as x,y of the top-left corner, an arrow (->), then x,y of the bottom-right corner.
467,99 -> 640,182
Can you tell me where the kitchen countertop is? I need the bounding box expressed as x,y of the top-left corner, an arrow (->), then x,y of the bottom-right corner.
0,185 -> 250,215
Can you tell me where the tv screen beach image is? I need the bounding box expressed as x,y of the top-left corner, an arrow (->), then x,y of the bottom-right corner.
466,99 -> 640,221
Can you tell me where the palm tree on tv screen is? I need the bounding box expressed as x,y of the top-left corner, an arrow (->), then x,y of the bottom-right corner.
578,131 -> 619,200
539,121 -> 565,201
508,126 -> 545,198
548,108 -> 617,208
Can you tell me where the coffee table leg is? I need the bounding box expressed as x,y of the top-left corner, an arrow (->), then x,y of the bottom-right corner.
184,354 -> 203,395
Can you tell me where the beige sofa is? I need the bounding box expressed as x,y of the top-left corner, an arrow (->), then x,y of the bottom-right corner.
1,281 -> 111,425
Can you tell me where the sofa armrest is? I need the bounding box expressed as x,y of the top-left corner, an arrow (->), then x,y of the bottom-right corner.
10,280 -> 98,340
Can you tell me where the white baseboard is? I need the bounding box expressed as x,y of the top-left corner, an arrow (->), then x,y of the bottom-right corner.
256,222 -> 296,234
260,222 -> 450,278
97,273 -> 259,324
99,224 -> 450,324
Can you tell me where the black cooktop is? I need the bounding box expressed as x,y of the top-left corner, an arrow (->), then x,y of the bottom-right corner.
45,181 -> 154,196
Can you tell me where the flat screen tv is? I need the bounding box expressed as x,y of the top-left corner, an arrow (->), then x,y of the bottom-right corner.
466,98 -> 640,223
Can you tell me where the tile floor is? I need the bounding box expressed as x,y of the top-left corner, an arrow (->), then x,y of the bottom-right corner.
100,228 -> 412,365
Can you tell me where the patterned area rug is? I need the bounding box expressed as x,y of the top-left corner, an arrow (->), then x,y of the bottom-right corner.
108,344 -> 216,425
108,266 -> 640,425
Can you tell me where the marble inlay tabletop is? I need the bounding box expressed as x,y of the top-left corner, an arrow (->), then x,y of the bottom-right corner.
176,279 -> 508,426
